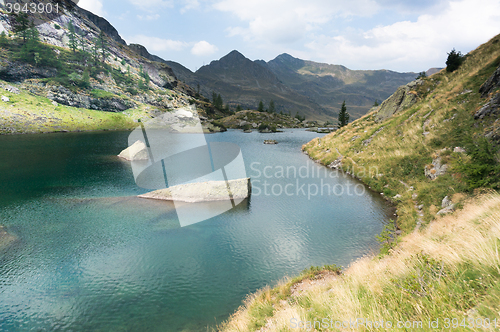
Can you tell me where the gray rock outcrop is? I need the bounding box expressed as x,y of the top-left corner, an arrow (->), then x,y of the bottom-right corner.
79,8 -> 127,45
437,195 -> 455,215
0,61 -> 57,82
138,178 -> 252,203
424,157 -> 447,180
47,85 -> 133,112
375,79 -> 422,122
474,93 -> 500,120
479,65 -> 500,97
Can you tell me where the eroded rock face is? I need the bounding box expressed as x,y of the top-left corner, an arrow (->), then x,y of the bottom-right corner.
0,61 -> 57,82
479,65 -> 500,97
375,79 -> 422,122
474,93 -> 500,120
46,85 -> 133,112
138,178 -> 252,203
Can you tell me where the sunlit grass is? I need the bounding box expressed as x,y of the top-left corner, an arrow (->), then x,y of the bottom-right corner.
220,193 -> 500,332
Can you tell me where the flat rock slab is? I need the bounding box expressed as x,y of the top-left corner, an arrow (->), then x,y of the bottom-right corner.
118,140 -> 149,161
139,178 -> 251,203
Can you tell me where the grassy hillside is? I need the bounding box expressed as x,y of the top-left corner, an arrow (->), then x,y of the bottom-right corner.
0,83 -> 152,134
303,33 -> 500,233
219,34 -> 500,331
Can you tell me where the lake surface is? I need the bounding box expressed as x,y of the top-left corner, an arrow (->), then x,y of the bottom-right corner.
0,129 -> 392,331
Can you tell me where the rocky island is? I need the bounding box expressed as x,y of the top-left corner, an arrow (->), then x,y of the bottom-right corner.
138,178 -> 251,203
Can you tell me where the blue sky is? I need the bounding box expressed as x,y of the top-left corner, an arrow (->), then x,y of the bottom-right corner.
78,0 -> 500,73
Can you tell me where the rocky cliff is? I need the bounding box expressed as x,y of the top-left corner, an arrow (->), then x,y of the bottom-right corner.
0,2 -> 228,134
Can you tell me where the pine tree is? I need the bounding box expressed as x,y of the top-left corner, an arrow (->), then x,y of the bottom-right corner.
139,65 -> 150,85
77,33 -> 89,64
18,25 -> 40,64
269,100 -> 275,113
12,13 -> 30,44
92,37 -> 99,65
67,20 -> 78,53
97,31 -> 107,63
446,48 -> 464,73
0,31 -> 7,46
338,101 -> 349,128
257,100 -> 264,112
216,94 -> 223,109
81,69 -> 90,88
236,104 -> 242,112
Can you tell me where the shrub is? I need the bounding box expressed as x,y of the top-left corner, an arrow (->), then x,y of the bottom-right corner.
446,49 -> 465,72
125,87 -> 138,95
300,264 -> 342,279
376,222 -> 396,254
212,120 -> 227,132
454,138 -> 500,190
417,71 -> 427,79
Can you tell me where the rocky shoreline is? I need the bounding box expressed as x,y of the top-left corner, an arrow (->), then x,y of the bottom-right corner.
302,149 -> 400,232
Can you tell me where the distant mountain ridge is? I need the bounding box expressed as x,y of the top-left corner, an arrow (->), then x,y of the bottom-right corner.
159,50 -> 419,120
264,53 -> 419,119
61,7 -> 421,121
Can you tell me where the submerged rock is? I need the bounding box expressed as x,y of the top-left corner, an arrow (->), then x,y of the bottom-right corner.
264,139 -> 278,144
0,225 -> 17,249
138,178 -> 252,203
118,140 -> 149,161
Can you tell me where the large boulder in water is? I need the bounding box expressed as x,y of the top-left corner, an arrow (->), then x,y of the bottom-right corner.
118,140 -> 149,161
138,178 -> 252,203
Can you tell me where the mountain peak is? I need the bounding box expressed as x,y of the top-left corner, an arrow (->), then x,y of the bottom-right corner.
275,53 -> 296,60
221,50 -> 246,61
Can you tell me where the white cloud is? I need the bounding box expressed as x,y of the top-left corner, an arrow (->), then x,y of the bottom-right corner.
137,14 -> 161,20
214,0 -> 379,44
304,0 -> 500,71
126,35 -> 189,52
78,0 -> 105,16
128,0 -> 174,9
191,41 -> 218,56
180,0 -> 200,13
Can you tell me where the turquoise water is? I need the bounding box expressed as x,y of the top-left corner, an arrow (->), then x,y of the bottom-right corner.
0,130 -> 392,331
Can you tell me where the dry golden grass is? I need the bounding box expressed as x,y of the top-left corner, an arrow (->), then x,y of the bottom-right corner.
220,193 -> 500,331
